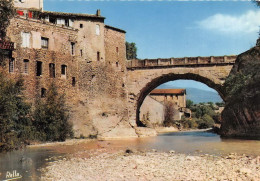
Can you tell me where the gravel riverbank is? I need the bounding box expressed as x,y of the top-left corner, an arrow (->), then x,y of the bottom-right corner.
41,150 -> 260,181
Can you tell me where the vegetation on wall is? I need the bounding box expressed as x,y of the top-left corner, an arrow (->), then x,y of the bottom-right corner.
126,41 -> 137,60
0,0 -> 15,39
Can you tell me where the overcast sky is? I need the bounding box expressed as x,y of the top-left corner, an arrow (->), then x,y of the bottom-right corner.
44,0 -> 259,93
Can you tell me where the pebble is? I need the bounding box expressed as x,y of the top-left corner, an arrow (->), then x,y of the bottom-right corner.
41,151 -> 260,181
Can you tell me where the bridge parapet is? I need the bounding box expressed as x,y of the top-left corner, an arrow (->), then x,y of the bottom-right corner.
126,55 -> 237,69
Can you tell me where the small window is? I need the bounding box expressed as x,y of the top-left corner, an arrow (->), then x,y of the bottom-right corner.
41,88 -> 46,98
116,62 -> 119,67
80,24 -> 83,28
96,24 -> 100,35
36,61 -> 42,76
80,49 -> 83,57
65,19 -> 69,26
9,59 -> 15,73
71,42 -> 75,55
23,59 -> 29,74
72,77 -> 76,87
49,17 -> 56,24
49,63 -> 55,78
97,51 -> 100,61
22,32 -> 30,48
41,37 -> 48,49
61,65 -> 67,78
116,47 -> 119,53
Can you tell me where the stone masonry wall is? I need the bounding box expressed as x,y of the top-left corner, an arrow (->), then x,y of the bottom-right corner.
69,26 -> 137,138
6,17 -> 79,104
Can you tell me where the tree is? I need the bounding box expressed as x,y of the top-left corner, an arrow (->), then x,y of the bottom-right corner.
163,101 -> 176,127
186,99 -> 194,109
0,0 -> 15,39
33,83 -> 73,141
0,74 -> 33,151
126,41 -> 137,60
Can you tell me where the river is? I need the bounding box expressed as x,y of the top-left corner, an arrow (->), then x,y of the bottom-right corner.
0,130 -> 259,180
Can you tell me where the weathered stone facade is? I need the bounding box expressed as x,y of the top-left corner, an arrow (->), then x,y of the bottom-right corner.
0,1 -> 138,139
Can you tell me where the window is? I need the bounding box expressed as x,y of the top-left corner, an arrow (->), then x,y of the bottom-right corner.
61,65 -> 67,78
80,24 -> 83,28
96,24 -> 100,35
41,37 -> 48,49
116,62 -> 119,67
9,59 -> 15,73
41,88 -> 46,98
22,32 -> 30,48
23,59 -> 29,74
56,18 -> 65,25
49,17 -> 56,24
97,51 -> 100,61
71,42 -> 75,55
36,61 -> 42,76
65,19 -> 69,26
116,47 -> 119,54
72,77 -> 76,87
80,49 -> 83,57
49,63 -> 55,78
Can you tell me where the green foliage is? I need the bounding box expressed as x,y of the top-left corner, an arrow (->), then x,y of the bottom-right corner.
126,41 -> 137,60
216,102 -> 225,107
0,74 -> 33,152
186,99 -> 194,109
180,118 -> 198,129
197,114 -> 215,129
0,0 -> 15,39
33,83 -> 73,141
180,102 -> 219,129
224,56 -> 260,102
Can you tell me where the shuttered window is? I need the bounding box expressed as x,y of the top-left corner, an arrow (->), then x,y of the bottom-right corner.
22,32 -> 30,48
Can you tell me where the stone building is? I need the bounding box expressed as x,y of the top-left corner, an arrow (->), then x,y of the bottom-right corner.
150,89 -> 186,108
140,89 -> 191,127
0,0 -> 137,138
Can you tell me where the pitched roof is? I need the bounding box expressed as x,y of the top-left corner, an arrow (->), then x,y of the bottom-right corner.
105,25 -> 126,33
150,89 -> 186,95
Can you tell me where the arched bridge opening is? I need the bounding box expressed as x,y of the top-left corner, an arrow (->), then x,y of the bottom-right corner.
136,73 -> 226,126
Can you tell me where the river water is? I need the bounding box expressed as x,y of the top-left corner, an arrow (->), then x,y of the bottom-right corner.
0,130 -> 259,180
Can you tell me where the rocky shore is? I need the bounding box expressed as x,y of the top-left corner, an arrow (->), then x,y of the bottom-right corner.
41,150 -> 260,181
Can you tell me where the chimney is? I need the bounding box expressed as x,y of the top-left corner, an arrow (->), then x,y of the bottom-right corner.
96,9 -> 101,16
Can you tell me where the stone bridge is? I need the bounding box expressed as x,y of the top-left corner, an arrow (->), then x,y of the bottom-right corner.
126,55 -> 237,126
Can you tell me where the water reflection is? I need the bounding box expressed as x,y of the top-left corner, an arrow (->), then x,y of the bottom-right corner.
0,148 -> 64,181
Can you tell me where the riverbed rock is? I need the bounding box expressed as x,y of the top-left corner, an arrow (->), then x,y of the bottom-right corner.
135,127 -> 157,137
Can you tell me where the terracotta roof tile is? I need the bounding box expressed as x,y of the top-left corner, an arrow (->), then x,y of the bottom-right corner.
150,89 -> 186,95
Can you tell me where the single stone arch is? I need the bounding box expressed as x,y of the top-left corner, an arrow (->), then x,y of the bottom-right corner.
135,73 -> 226,126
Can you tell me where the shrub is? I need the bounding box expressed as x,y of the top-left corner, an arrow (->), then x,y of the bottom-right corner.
0,74 -> 33,151
33,83 -> 73,141
163,101 -> 176,127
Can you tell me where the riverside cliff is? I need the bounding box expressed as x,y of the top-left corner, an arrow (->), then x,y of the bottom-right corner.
220,46 -> 260,139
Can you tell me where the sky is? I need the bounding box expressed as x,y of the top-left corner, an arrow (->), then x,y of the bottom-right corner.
44,0 -> 259,94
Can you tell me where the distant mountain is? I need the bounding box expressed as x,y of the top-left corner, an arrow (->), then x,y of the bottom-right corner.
156,85 -> 223,104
